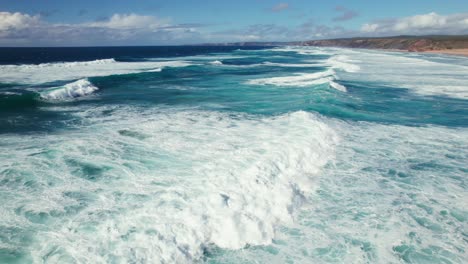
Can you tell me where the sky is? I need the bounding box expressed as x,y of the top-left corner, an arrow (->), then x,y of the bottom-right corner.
0,0 -> 467,46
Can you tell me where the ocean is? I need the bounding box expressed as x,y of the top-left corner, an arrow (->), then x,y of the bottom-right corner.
0,46 -> 466,263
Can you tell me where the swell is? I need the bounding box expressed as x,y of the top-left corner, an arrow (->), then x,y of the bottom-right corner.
0,46 -> 270,65
0,79 -> 100,111
39,79 -> 99,101
0,58 -> 193,85
0,92 -> 39,111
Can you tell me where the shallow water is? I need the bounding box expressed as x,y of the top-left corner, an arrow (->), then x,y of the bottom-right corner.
0,46 -> 467,263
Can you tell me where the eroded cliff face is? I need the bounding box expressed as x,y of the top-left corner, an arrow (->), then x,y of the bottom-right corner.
302,36 -> 468,52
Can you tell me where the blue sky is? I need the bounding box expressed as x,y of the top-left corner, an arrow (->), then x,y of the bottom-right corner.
0,0 -> 467,46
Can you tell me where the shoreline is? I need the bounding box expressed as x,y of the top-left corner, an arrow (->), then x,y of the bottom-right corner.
326,47 -> 468,57
422,48 -> 468,57
301,36 -> 468,57
369,48 -> 468,57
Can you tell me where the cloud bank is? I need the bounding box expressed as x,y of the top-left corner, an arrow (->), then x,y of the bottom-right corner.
215,12 -> 468,43
0,12 -> 202,46
0,10 -> 467,46
361,12 -> 468,35
0,12 -> 40,32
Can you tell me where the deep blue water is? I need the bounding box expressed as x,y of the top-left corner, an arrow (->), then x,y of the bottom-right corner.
0,46 -> 467,263
0,46 -> 269,64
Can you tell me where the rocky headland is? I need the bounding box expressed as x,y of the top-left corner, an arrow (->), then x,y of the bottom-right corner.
300,35 -> 468,55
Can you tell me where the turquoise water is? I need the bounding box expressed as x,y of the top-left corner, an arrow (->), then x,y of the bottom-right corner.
0,46 -> 467,263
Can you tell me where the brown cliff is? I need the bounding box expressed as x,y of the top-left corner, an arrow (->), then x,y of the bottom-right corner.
301,35 -> 468,52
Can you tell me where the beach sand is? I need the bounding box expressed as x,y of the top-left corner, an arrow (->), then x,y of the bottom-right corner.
424,49 -> 468,57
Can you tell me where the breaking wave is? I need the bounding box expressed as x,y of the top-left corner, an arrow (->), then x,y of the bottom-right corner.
210,60 -> 223,65
247,68 -> 347,92
40,79 -> 98,101
0,59 -> 192,84
0,108 -> 338,263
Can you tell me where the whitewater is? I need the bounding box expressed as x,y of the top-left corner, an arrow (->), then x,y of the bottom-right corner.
0,46 -> 466,263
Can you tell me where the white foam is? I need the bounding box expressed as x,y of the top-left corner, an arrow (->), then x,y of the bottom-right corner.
272,46 -> 468,98
246,69 -> 336,88
198,114 -> 468,263
210,60 -> 223,65
32,58 -> 117,68
266,121 -> 468,263
266,47 -> 360,72
272,46 -> 332,56
203,61 -> 323,69
40,79 -> 98,101
329,81 -> 347,92
0,91 -> 22,95
0,108 -> 338,263
327,48 -> 468,99
326,54 -> 361,73
262,61 -> 323,67
149,55 -> 246,61
0,59 -> 192,84
243,47 -> 353,91
146,68 -> 162,72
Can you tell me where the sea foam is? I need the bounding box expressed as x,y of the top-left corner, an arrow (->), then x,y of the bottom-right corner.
210,60 -> 223,65
0,59 -> 192,84
247,68 -> 347,92
326,48 -> 468,99
0,108 -> 338,263
40,79 -> 98,101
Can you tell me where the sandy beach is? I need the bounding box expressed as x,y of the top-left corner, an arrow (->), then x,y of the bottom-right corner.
424,49 -> 468,56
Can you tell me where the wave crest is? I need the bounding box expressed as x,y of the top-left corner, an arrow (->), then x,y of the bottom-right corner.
22,59 -> 117,69
40,79 -> 98,101
246,69 -> 347,92
210,60 -> 223,65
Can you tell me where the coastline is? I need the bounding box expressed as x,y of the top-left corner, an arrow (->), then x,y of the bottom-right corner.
422,48 -> 468,57
301,35 -> 468,57
369,48 -> 468,57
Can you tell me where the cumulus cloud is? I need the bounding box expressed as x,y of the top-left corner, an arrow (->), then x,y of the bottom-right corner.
87,14 -> 170,30
0,12 -> 41,32
270,3 -> 289,12
0,11 -> 202,46
360,12 -> 468,35
213,20 -> 350,42
1,10 -> 468,46
333,6 -> 358,22
361,23 -> 379,33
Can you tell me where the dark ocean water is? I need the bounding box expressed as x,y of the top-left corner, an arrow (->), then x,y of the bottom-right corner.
0,46 -> 467,263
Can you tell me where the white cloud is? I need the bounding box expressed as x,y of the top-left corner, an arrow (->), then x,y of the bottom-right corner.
0,12 -> 40,31
393,12 -> 447,31
87,14 -> 170,30
214,22 -> 350,42
1,10 -> 468,46
0,11 -> 202,46
361,23 -> 379,33
360,12 -> 468,35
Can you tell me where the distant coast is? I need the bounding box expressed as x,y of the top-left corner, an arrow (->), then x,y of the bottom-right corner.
301,35 -> 468,56
199,35 -> 468,56
423,49 -> 468,56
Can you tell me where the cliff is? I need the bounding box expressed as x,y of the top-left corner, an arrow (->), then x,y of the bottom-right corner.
301,35 -> 468,52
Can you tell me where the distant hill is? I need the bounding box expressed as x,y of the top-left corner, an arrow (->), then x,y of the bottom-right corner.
190,35 -> 468,55
299,35 -> 468,52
